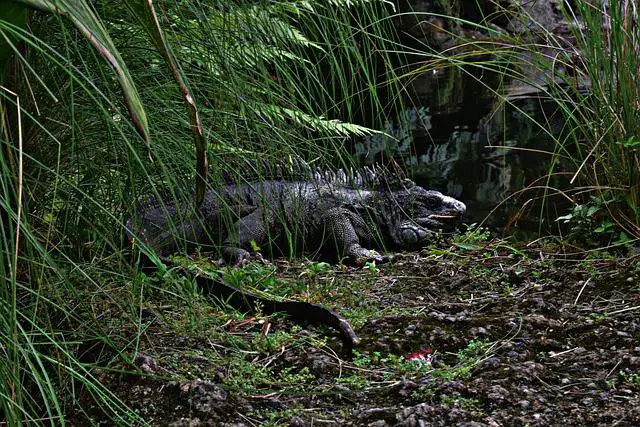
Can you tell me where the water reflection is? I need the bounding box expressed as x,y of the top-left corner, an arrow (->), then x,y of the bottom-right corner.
355,69 -> 567,228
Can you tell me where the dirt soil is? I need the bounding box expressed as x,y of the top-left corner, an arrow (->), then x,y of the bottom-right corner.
82,242 -> 640,426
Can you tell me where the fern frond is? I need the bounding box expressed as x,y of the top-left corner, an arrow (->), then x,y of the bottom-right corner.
256,104 -> 381,137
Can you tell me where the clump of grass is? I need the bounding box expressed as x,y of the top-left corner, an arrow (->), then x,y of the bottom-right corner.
411,1 -> 640,243
555,1 -> 640,242
489,1 -> 640,242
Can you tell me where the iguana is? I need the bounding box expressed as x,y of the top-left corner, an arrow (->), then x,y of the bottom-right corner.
126,164 -> 465,346
127,164 -> 466,264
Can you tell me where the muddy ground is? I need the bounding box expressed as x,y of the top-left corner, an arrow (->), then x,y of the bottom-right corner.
80,240 -> 640,426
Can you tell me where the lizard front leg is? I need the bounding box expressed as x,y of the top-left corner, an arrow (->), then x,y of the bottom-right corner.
323,208 -> 386,264
222,208 -> 275,264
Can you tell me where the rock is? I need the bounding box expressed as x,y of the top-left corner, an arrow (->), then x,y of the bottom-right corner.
472,326 -> 488,337
398,380 -> 419,397
487,385 -> 509,402
518,400 -> 531,410
480,357 -> 501,369
505,0 -> 561,33
170,380 -> 228,414
335,384 -> 351,393
289,415 -> 307,427
308,351 -> 333,374
358,407 -> 394,422
134,353 -> 157,373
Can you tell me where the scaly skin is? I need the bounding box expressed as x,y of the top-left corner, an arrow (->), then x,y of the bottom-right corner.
127,175 -> 466,264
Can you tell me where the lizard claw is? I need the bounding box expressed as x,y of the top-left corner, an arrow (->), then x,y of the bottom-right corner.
352,248 -> 389,265
231,251 -> 271,267
251,252 -> 270,265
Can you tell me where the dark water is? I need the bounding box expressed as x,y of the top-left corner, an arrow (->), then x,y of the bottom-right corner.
355,68 -> 571,232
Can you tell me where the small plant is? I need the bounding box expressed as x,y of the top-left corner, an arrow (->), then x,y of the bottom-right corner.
363,261 -> 379,274
453,224 -> 492,250
556,194 -> 633,247
255,329 -> 297,353
457,339 -> 490,360
351,350 -> 382,368
223,267 -> 248,288
588,312 -> 609,323
222,262 -> 277,289
336,372 -> 371,390
224,355 -> 317,396
501,283 -> 514,296
337,349 -> 437,392
431,339 -> 491,381
619,371 -> 640,388
301,261 -> 332,281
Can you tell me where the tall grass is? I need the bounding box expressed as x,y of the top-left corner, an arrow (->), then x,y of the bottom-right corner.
0,0 -> 406,424
557,0 -> 640,240
402,0 -> 640,242
489,0 -> 640,241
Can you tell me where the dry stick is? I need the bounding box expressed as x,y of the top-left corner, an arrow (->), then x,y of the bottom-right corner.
573,277 -> 591,306
607,305 -> 640,316
4,87 -> 23,394
549,347 -> 581,358
605,359 -> 623,380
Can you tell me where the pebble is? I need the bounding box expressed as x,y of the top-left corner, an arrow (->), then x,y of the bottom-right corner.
472,326 -> 488,337
518,400 -> 531,410
335,385 -> 351,393
289,416 -> 307,427
134,353 -> 157,373
481,357 -> 501,368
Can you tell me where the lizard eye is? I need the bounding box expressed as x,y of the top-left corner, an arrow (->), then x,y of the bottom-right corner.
424,197 -> 440,209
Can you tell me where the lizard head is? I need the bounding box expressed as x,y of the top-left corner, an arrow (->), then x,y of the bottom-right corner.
384,184 -> 466,247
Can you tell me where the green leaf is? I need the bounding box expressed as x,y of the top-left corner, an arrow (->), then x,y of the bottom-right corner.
586,205 -> 599,218
618,136 -> 640,148
123,0 -> 208,205
594,221 -> 614,233
556,213 -> 574,222
259,104 -> 380,137
453,242 -> 482,251
9,0 -> 151,150
613,231 -> 631,245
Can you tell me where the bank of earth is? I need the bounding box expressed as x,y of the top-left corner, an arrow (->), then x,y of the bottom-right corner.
80,241 -> 640,426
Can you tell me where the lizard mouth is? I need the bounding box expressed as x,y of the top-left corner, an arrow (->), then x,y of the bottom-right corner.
428,213 -> 459,219
408,211 -> 463,236
427,207 -> 466,224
